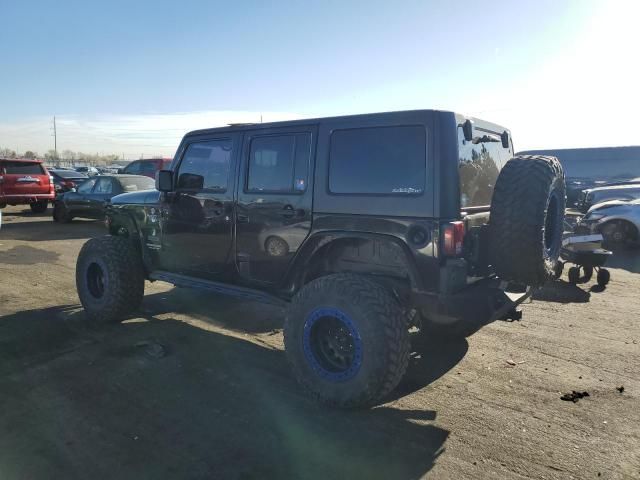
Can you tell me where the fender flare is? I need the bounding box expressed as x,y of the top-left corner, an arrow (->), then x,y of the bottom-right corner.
281,231 -> 424,295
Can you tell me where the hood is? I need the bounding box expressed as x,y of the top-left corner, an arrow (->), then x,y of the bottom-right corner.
110,189 -> 160,205
584,182 -> 640,194
588,198 -> 640,213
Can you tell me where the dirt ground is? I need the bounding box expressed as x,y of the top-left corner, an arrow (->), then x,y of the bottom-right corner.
0,204 -> 639,480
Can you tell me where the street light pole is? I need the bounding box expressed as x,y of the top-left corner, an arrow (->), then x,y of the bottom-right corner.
53,116 -> 57,159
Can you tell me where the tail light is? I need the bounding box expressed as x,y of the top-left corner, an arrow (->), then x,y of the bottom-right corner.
441,221 -> 465,257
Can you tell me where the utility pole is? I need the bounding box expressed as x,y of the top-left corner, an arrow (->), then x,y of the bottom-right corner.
52,116 -> 58,159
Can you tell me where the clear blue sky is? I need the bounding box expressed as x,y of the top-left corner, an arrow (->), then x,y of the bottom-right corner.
1,0 -> 637,156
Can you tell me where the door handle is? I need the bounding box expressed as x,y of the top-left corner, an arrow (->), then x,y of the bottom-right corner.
237,214 -> 249,223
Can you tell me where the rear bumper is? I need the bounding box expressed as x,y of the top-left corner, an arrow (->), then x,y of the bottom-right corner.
0,194 -> 55,205
412,278 -> 533,325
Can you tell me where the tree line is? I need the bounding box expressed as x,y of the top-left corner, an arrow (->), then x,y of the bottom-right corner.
0,147 -> 126,165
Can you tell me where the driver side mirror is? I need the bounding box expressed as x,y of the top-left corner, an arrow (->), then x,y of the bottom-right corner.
156,170 -> 174,192
501,130 -> 510,149
462,119 -> 474,142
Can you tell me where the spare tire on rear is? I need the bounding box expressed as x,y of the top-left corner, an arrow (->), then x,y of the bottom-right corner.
489,155 -> 565,286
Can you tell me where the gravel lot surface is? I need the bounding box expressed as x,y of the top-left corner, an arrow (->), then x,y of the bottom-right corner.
1,205 -> 639,479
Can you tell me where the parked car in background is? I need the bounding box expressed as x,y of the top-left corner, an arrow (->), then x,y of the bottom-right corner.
576,182 -> 640,212
518,146 -> 640,206
98,166 -> 121,174
53,174 -> 155,222
120,158 -> 172,179
0,158 -> 55,212
75,166 -> 100,176
49,169 -> 89,194
578,198 -> 640,247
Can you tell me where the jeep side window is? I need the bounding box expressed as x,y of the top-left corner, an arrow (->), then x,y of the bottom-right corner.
328,126 -> 426,195
176,139 -> 232,191
247,133 -> 311,192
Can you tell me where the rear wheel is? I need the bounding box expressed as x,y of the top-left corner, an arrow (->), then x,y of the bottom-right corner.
489,155 -> 566,286
284,273 -> 410,408
76,235 -> 145,323
30,200 -> 48,213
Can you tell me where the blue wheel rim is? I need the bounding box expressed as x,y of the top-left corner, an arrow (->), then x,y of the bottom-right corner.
302,307 -> 363,382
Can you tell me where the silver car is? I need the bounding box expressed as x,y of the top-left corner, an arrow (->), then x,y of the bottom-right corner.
577,182 -> 640,212
578,198 -> 640,246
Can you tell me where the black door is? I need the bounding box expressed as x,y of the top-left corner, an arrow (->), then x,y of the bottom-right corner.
87,177 -> 117,218
64,177 -> 97,216
158,135 -> 239,277
236,126 -> 317,285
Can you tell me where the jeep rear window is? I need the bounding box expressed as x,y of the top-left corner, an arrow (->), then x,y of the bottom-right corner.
328,126 -> 426,195
3,161 -> 45,175
458,127 -> 507,208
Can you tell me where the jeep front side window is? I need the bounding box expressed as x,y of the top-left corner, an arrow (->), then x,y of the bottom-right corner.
176,140 -> 232,191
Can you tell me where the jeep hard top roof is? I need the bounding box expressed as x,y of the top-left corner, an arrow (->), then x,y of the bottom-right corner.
183,109 -> 510,138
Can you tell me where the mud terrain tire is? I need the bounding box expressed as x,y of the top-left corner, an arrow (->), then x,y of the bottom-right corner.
490,155 -> 565,286
76,235 -> 145,323
284,273 -> 410,408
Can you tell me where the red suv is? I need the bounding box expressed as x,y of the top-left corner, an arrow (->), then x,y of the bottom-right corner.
120,158 -> 172,179
0,158 -> 56,213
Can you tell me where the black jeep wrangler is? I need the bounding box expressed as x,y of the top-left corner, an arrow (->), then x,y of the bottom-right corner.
76,110 -> 565,408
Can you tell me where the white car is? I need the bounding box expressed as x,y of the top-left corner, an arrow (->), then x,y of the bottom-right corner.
578,198 -> 640,246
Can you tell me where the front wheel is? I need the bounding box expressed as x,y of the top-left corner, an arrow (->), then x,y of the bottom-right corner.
53,202 -> 73,223
284,273 -> 410,408
76,235 -> 145,323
